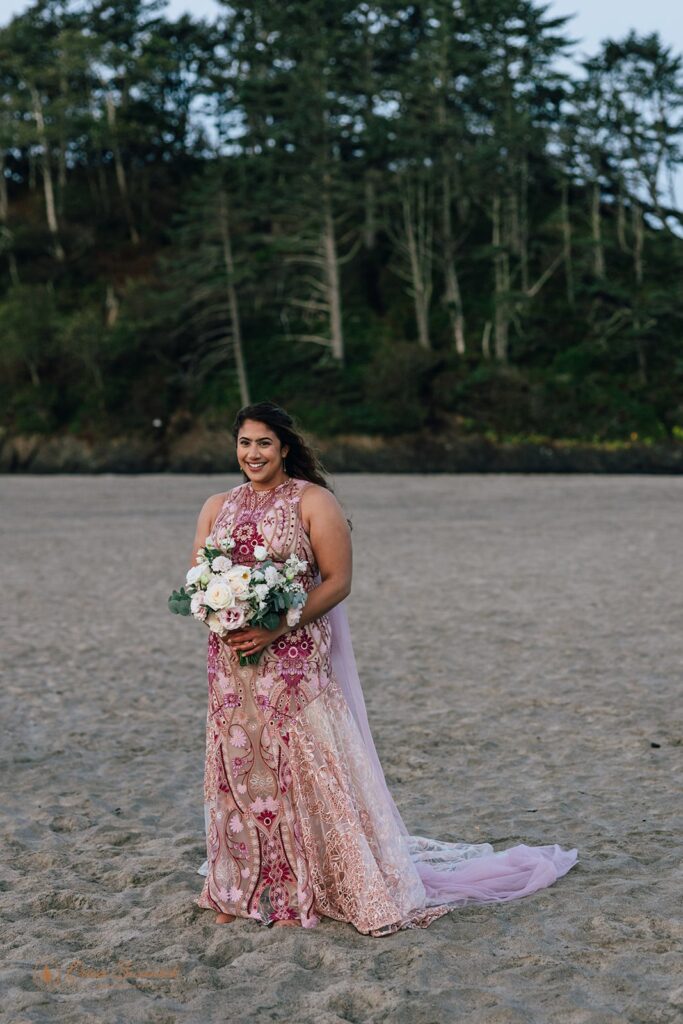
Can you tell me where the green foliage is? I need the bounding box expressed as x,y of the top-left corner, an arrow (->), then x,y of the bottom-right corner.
0,1 -> 681,445
168,587 -> 192,615
362,342 -> 443,433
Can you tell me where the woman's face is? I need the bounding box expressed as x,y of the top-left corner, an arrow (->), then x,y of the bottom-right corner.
236,419 -> 289,486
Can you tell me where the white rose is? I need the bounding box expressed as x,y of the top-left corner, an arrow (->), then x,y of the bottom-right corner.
211,555 -> 233,573
253,545 -> 268,561
186,562 -> 209,586
204,577 -> 235,610
226,565 -> 251,597
205,612 -> 227,635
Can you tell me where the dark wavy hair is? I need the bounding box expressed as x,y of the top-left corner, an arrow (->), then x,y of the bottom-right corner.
232,401 -> 330,489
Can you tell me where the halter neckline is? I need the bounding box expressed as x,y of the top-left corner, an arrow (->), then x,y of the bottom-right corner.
247,476 -> 294,497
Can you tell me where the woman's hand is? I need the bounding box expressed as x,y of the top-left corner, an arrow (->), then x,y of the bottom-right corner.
221,621 -> 285,657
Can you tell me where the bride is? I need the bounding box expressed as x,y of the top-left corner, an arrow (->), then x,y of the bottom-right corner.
190,401 -> 578,935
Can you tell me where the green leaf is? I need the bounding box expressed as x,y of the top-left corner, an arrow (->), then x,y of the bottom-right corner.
168,589 -> 192,615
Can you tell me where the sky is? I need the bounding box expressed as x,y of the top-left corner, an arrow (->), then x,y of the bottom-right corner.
0,0 -> 681,56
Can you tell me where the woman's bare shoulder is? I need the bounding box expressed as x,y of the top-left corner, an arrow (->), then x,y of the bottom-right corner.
298,481 -> 346,528
200,491 -> 227,513
298,480 -> 339,505
199,482 -> 244,517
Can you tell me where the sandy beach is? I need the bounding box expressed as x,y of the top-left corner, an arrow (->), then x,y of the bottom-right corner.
1,473 -> 681,1024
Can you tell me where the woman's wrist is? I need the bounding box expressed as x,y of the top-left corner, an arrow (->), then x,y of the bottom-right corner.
274,614 -> 289,639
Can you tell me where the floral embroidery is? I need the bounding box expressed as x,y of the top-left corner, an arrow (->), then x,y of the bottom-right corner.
230,726 -> 248,748
232,520 -> 266,561
196,479 -> 328,925
195,480 -> 449,934
250,796 -> 280,831
228,812 -> 243,834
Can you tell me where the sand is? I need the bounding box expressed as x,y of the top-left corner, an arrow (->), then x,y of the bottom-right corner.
1,473 -> 681,1024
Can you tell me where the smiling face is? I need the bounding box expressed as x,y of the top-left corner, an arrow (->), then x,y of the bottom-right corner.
236,419 -> 290,489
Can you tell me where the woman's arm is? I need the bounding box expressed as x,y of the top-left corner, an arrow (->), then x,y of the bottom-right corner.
189,493 -> 226,569
225,483 -> 352,655
294,484 -> 352,629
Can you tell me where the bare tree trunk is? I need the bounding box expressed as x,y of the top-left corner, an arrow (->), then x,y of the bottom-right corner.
616,176 -> 628,252
560,178 -> 574,307
218,188 -> 250,405
632,199 -> 644,287
591,178 -> 605,279
57,67 -> 67,214
322,180 -> 344,362
401,179 -> 433,350
105,92 -> 139,245
492,190 -> 510,362
105,284 -> 119,328
507,182 -> 526,293
27,358 -> 41,388
0,153 -> 20,285
519,153 -> 529,294
30,86 -> 65,262
0,165 -> 8,226
632,199 -> 646,384
482,320 -> 492,359
441,171 -> 466,354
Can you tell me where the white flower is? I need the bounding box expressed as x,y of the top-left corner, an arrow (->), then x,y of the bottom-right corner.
226,565 -> 251,597
251,570 -> 265,583
190,591 -> 205,614
211,555 -> 233,573
264,565 -> 283,588
254,583 -> 269,601
218,606 -> 246,630
205,612 -> 227,635
286,607 -> 302,627
253,545 -> 268,561
204,577 -> 235,610
186,562 -> 210,586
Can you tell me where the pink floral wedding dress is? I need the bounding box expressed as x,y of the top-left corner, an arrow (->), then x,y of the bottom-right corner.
195,477 -> 578,935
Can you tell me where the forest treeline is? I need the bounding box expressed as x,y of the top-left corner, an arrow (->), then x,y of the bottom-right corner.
1,0 -> 683,445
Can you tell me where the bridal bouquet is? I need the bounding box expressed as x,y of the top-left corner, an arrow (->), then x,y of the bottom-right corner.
168,528 -> 308,665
